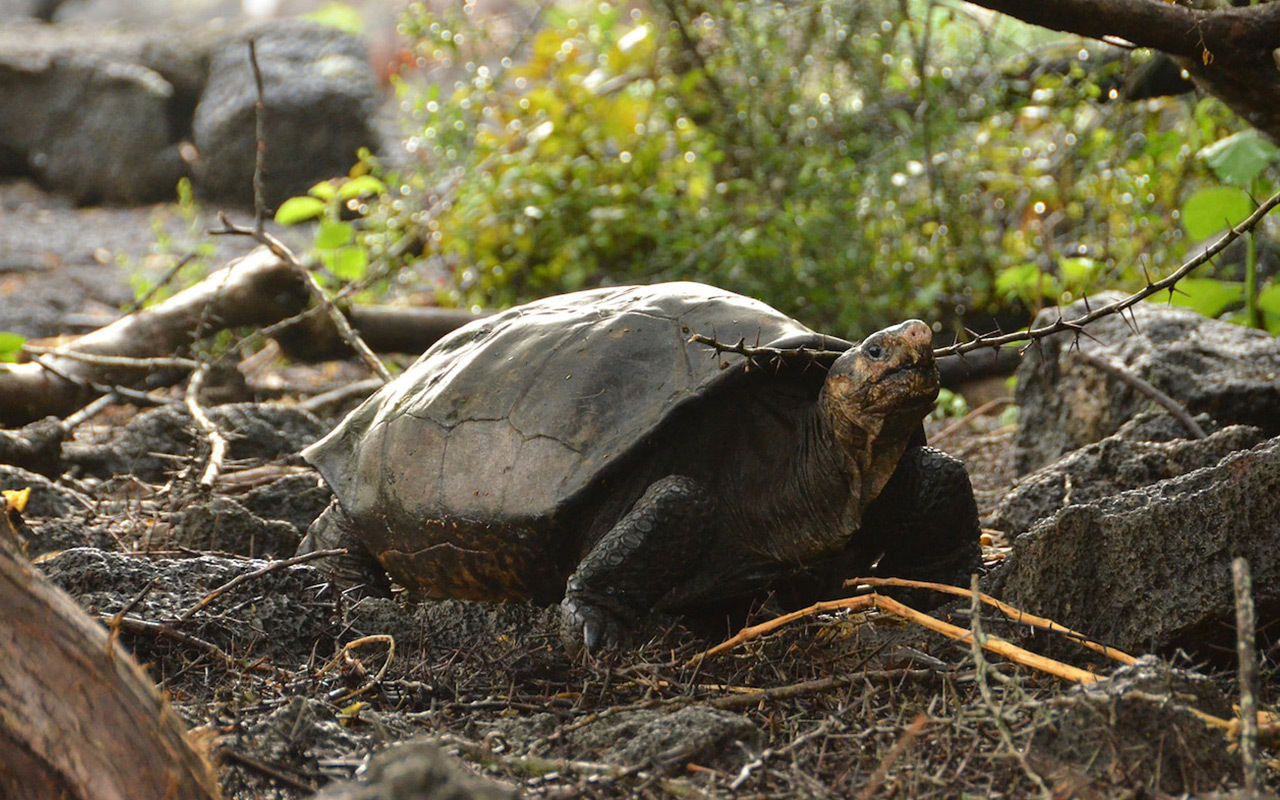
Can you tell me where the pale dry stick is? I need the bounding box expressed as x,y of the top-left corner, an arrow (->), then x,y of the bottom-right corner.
175,548 -> 347,624
248,37 -> 268,239
968,576 -> 1052,799
1073,350 -> 1206,438
21,345 -> 201,372
937,185 -> 1280,358
213,39 -> 392,383
184,364 -> 228,488
855,713 -> 929,800
691,592 -> 1103,684
851,576 -> 1139,665
1232,556 -> 1261,795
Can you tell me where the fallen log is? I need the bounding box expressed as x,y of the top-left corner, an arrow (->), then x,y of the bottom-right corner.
0,491 -> 220,800
0,246 -> 483,426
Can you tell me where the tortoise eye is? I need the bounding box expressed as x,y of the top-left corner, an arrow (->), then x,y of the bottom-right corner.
865,343 -> 885,359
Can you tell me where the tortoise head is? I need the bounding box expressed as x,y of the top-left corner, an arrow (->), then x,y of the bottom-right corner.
819,319 -> 939,448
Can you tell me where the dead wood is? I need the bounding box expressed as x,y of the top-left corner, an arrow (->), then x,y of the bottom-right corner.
0,493 -> 220,800
961,0 -> 1280,144
0,247 -> 482,427
0,247 -> 310,426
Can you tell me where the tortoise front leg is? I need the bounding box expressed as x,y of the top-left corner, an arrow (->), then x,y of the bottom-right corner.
856,445 -> 982,600
561,475 -> 716,653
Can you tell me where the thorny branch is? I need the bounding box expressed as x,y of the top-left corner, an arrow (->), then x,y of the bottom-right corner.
691,187 -> 1280,363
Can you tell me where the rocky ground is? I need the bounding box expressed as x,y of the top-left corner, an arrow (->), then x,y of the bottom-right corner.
4,297 -> 1279,798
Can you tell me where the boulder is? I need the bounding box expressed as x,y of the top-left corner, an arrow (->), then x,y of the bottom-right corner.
1013,295 -> 1280,474
192,18 -> 381,206
0,24 -> 187,203
992,415 -> 1266,536
1029,657 -> 1237,796
995,435 -> 1280,655
0,18 -> 380,205
310,740 -> 517,800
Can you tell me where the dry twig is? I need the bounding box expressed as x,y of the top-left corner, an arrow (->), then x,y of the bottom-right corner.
692,591 -> 1104,684
184,364 -> 228,488
1073,350 -> 1206,438
850,577 -> 1138,665
1232,557 -> 1261,794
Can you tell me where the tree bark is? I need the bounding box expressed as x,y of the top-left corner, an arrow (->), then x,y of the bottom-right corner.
0,500 -> 221,800
963,0 -> 1280,143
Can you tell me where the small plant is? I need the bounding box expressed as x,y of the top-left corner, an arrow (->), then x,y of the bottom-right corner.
1174,129 -> 1279,330
275,166 -> 388,288
127,178 -> 217,306
0,332 -> 24,363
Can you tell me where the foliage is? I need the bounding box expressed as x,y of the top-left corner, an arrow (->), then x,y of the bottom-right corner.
1171,128 -> 1279,330
0,331 -> 24,363
275,169 -> 387,286
275,0 -> 1274,339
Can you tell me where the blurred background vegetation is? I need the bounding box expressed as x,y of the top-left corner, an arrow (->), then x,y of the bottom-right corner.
285,0 -> 1280,340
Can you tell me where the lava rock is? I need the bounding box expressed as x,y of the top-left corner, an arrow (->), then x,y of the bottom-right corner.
172,495 -> 300,558
0,464 -> 90,519
992,416 -> 1266,536
0,18 -> 380,205
1030,657 -> 1237,796
572,706 -> 763,773
1013,295 -> 1280,474
311,740 -> 517,800
192,18 -> 380,206
996,435 -> 1280,655
0,24 -> 187,203
65,402 -> 326,482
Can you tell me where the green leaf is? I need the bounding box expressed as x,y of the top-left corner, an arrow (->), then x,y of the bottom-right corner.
1199,130 -> 1279,187
1180,186 -> 1254,240
0,331 -> 25,363
275,196 -> 327,225
1256,281 -> 1280,318
315,220 -> 355,250
329,246 -> 368,280
1058,256 -> 1099,290
336,175 -> 387,201
308,181 -> 338,201
306,2 -> 365,35
1165,277 -> 1244,318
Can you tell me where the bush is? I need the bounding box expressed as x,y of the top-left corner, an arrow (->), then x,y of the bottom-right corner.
317,0 -> 1262,338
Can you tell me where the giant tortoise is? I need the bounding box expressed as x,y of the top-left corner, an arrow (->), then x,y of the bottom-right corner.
301,282 -> 981,650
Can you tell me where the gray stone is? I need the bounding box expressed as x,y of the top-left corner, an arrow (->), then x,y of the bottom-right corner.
1013,295 -> 1280,474
996,435 -> 1280,655
172,495 -> 300,558
0,18 -> 379,206
311,740 -> 517,800
573,706 -> 763,772
192,18 -> 380,206
992,416 -> 1266,535
1030,657 -> 1237,796
64,402 -> 327,482
0,24 -> 187,203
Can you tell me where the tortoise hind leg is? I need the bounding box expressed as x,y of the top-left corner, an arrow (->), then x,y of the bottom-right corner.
299,500 -> 393,597
855,445 -> 982,602
561,475 -> 716,653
